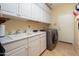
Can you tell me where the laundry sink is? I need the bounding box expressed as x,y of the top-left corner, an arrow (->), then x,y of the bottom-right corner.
8,33 -> 26,39
8,32 -> 34,40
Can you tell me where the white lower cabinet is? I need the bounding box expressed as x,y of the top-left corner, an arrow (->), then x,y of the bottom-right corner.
4,38 -> 28,56
11,47 -> 27,56
28,33 -> 46,56
4,33 -> 46,56
40,37 -> 46,53
28,39 -> 40,56
6,46 -> 28,56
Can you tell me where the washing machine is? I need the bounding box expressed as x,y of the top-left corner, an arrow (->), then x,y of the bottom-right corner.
46,29 -> 58,51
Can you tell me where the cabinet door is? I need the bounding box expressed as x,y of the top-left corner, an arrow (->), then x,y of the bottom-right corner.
6,46 -> 28,56
31,4 -> 41,21
41,9 -> 44,22
0,3 -> 6,10
40,37 -> 46,53
1,3 -> 18,15
46,12 -> 50,23
42,10 -> 47,23
19,3 -> 32,19
48,13 -> 52,23
28,39 -> 40,56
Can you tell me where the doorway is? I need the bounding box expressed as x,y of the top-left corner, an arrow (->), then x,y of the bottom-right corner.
58,12 -> 74,43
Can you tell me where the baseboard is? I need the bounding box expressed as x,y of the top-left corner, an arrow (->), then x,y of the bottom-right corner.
59,41 -> 72,44
40,49 -> 46,56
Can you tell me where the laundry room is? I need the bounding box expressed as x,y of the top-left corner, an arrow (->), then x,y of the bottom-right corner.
0,2 -> 79,56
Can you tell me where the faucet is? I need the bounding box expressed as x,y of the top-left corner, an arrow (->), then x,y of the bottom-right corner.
15,29 -> 21,34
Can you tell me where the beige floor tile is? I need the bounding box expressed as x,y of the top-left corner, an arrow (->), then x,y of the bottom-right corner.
42,42 -> 76,56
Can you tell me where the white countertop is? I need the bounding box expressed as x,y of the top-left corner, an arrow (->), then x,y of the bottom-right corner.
0,32 -> 46,45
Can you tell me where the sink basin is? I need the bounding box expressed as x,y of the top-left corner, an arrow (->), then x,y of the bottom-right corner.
8,33 -> 26,39
8,33 -> 34,40
7,32 -> 41,40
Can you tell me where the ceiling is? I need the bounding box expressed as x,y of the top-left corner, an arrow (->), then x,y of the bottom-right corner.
46,3 -> 64,9
46,3 -> 76,9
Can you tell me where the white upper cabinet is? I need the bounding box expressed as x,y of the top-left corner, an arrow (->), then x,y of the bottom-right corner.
31,4 -> 41,22
0,3 -> 18,15
46,12 -> 51,23
41,9 -> 49,23
0,3 -> 51,24
37,4 -> 51,23
19,3 -> 32,19
0,3 -> 6,10
31,3 -> 52,23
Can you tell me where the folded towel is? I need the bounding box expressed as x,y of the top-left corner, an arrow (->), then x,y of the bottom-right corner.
0,42 -> 5,56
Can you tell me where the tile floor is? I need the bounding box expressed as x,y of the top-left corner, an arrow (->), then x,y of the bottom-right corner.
42,42 -> 76,56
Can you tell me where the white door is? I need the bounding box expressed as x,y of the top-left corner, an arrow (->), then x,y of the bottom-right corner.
58,13 -> 74,43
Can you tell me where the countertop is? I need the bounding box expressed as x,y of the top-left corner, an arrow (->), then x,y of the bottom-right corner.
0,32 -> 46,45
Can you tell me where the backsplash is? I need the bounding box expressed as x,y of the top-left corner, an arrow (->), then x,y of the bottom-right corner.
4,19 -> 49,35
